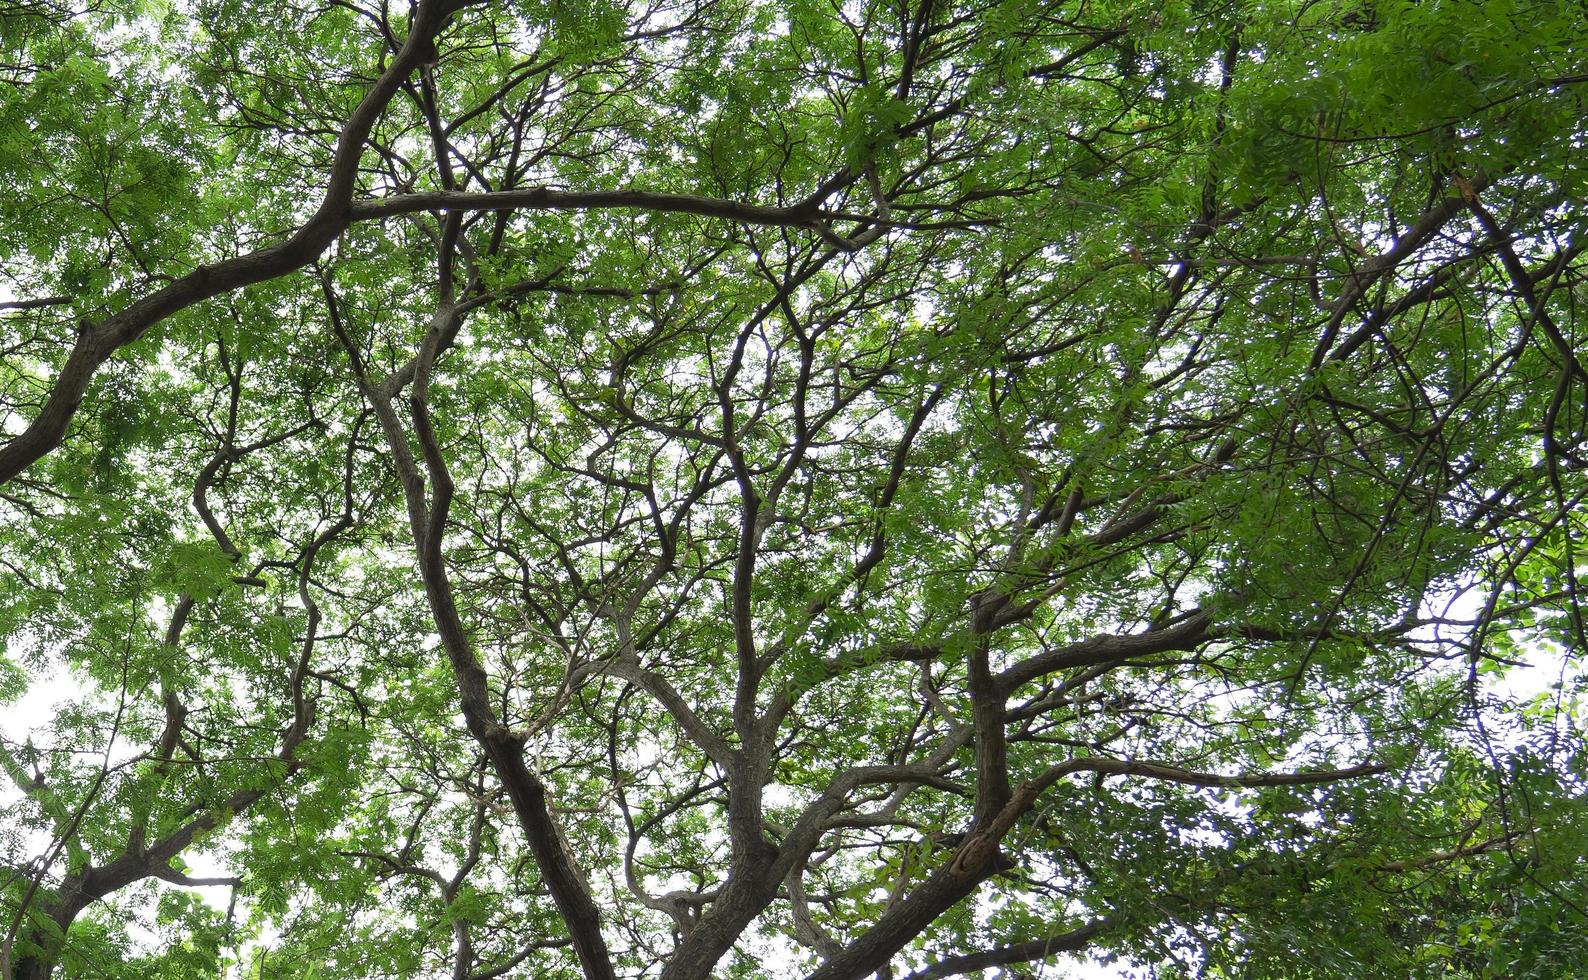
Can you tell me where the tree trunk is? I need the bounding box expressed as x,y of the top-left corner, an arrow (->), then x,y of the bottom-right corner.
10,898 -> 81,980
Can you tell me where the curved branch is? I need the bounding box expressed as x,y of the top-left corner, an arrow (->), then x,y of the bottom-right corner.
347,186 -> 826,228
0,0 -> 458,486
899,917 -> 1114,980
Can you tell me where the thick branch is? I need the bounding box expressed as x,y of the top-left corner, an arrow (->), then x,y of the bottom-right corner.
899,917 -> 1114,980
0,0 -> 458,486
997,612 -> 1213,693
348,186 -> 825,228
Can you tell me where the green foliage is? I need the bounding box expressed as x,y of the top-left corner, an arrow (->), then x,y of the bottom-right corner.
1,0 -> 1587,978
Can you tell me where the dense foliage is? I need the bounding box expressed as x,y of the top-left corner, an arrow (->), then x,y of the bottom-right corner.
2,0 -> 1587,977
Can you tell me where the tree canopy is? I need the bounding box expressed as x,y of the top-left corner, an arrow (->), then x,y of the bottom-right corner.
2,0 -> 1587,977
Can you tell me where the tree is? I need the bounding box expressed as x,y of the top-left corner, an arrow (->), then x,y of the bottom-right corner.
1,0 -> 1586,976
